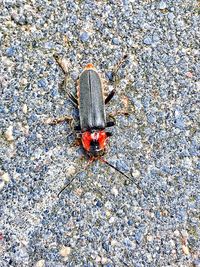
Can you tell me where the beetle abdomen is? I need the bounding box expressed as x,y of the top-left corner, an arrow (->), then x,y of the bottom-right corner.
79,69 -> 106,131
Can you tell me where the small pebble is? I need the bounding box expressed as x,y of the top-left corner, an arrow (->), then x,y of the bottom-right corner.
1,172 -> 10,183
105,201 -> 112,210
34,259 -> 45,267
0,181 -> 5,190
59,246 -> 71,257
112,37 -> 120,45
182,245 -> 190,255
6,47 -> 15,57
185,71 -> 193,78
181,230 -> 188,238
80,32 -> 89,42
96,256 -> 101,263
106,71 -> 114,82
116,160 -> 129,172
174,117 -> 185,130
66,165 -> 76,176
147,235 -> 153,242
174,230 -> 180,237
159,1 -> 167,10
168,12 -> 175,20
111,186 -> 118,196
143,36 -> 152,45
111,239 -> 118,246
147,114 -> 157,124
131,169 -> 140,178
101,257 -> 108,264
146,253 -> 153,263
109,217 -> 115,223
127,219 -> 134,226
36,133 -> 42,140
20,78 -> 28,85
74,188 -> 83,197
38,79 -> 47,88
5,125 -> 14,141
22,125 -> 29,136
22,104 -> 28,114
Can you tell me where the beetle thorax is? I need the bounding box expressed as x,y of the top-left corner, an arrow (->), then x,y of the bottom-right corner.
91,132 -> 100,141
81,130 -> 108,157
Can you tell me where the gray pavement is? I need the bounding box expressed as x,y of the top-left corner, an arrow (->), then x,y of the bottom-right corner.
0,1 -> 199,266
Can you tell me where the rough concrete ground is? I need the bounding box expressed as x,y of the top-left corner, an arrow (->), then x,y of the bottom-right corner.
0,0 -> 199,266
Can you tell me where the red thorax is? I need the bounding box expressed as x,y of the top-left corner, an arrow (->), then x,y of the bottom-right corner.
82,130 -> 108,153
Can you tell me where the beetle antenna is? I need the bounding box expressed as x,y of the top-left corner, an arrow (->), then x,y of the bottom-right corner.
100,158 -> 142,191
58,158 -> 94,197
112,54 -> 128,82
57,175 -> 78,197
100,158 -> 134,182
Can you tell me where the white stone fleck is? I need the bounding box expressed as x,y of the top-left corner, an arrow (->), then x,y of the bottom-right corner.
34,259 -> 45,267
1,172 -> 10,183
96,256 -> 101,263
111,186 -> 118,196
174,230 -> 180,237
23,125 -> 29,136
66,165 -> 76,176
22,104 -> 28,113
101,257 -> 108,264
5,125 -> 14,141
109,217 -> 115,223
0,181 -> 5,190
159,1 -> 167,10
59,246 -> 71,257
182,245 -> 190,255
131,169 -> 140,178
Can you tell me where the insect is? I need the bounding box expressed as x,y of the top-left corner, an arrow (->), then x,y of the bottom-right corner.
50,55 -> 135,195
78,63 -> 115,158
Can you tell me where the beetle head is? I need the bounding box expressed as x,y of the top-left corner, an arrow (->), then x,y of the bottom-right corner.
82,130 -> 110,158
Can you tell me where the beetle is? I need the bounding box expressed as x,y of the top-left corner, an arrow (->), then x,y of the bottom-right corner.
77,63 -> 115,158
50,55 -> 135,195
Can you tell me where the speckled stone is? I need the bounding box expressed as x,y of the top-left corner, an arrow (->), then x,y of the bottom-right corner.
0,1 -> 199,266
80,32 -> 90,42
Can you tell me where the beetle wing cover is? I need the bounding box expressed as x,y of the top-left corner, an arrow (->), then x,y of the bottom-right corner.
79,69 -> 106,131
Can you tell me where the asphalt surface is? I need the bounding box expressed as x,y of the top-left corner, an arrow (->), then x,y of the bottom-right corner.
0,1 -> 199,266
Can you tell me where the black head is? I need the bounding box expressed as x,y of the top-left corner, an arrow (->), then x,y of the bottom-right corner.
89,140 -> 104,158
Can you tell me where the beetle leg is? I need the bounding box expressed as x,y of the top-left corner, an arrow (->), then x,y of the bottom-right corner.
106,121 -> 115,127
107,109 -> 129,125
108,94 -> 134,119
46,116 -> 82,146
107,54 -> 128,83
67,91 -> 78,107
69,136 -> 82,148
53,53 -> 69,74
105,89 -> 116,104
111,54 -> 128,84
74,124 -> 81,131
109,110 -> 129,118
62,73 -> 78,107
106,131 -> 112,137
105,55 -> 128,104
54,54 -> 79,107
47,117 -> 82,134
46,115 -> 74,126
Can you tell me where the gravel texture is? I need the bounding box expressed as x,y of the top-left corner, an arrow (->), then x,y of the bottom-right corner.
0,0 -> 199,266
